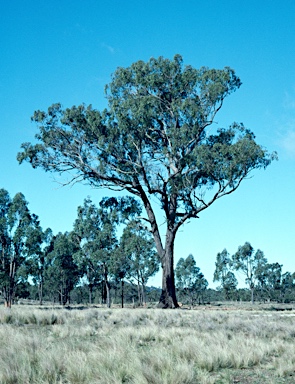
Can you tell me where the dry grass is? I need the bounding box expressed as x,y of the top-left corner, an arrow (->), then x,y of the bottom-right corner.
0,305 -> 295,383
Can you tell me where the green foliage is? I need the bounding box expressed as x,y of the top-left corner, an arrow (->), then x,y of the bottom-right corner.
232,242 -> 268,303
175,254 -> 208,305
0,189 -> 44,307
45,232 -> 80,305
25,227 -> 53,304
72,196 -> 118,306
256,262 -> 282,301
18,56 -> 274,215
72,196 -> 142,306
280,272 -> 295,303
119,222 -> 160,305
213,249 -> 238,299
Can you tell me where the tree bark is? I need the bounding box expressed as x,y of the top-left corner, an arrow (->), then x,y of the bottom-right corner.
138,186 -> 179,308
137,281 -> 141,305
158,231 -> 179,308
89,284 -> 93,305
3,287 -> 12,308
141,280 -> 146,306
3,264 -> 15,308
106,280 -> 111,308
251,287 -> 254,305
38,275 -> 43,305
101,281 -> 106,304
4,300 -> 11,308
121,279 -> 124,308
102,263 -> 111,308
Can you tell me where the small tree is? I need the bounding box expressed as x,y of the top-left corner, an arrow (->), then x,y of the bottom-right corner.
280,272 -> 295,303
175,254 -> 208,306
119,222 -> 160,306
73,197 -> 117,306
0,189 -> 43,307
18,55 -> 276,307
231,242 -> 267,304
73,196 -> 141,306
45,232 -> 80,305
213,249 -> 238,299
26,228 -> 53,305
256,262 -> 282,302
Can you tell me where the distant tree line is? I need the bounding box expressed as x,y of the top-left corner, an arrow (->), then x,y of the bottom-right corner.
1,188 -> 294,307
0,189 -> 159,307
213,244 -> 295,304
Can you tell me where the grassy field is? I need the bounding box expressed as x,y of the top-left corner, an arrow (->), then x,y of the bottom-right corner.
0,304 -> 295,383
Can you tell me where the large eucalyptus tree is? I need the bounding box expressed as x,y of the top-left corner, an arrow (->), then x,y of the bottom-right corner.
17,55 -> 275,307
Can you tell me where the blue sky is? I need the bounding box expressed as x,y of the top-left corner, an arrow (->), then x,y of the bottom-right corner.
1,0 -> 295,288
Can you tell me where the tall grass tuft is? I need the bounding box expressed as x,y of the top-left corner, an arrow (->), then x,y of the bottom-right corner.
0,306 -> 295,383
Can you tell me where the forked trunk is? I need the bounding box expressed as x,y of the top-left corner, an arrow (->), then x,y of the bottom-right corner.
4,299 -> 12,308
140,189 -> 179,308
158,232 -> 178,308
103,263 -> 111,308
3,283 -> 14,308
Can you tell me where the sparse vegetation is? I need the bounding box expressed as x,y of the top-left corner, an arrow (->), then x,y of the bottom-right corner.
0,305 -> 295,383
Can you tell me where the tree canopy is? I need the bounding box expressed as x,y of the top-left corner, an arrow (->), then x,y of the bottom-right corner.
119,222 -> 160,305
213,249 -> 238,299
176,254 -> 208,306
17,55 -> 276,307
232,242 -> 268,304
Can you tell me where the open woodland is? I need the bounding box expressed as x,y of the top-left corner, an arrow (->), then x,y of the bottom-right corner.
1,303 -> 295,384
2,2 -> 295,383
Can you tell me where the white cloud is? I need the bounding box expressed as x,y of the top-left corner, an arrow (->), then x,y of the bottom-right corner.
101,42 -> 115,54
279,127 -> 295,158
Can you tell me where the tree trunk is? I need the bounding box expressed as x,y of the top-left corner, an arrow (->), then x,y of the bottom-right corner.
141,283 -> 146,306
101,281 -> 106,304
251,287 -> 254,305
139,187 -> 179,308
137,282 -> 141,305
3,260 -> 16,308
89,284 -> 93,305
121,279 -> 124,308
106,280 -> 111,308
103,263 -> 111,308
158,231 -> 178,308
3,287 -> 12,308
137,271 -> 141,305
87,270 -> 93,304
3,276 -> 15,308
4,300 -> 12,308
38,276 -> 43,305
